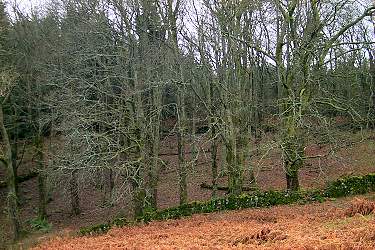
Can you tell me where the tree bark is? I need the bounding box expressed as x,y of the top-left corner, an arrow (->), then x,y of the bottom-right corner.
371,3 -> 375,121
210,123 -> 218,198
10,104 -> 19,198
286,170 -> 299,191
69,170 -> 80,215
37,172 -> 47,219
0,104 -> 21,241
148,86 -> 161,210
177,86 -> 187,205
35,134 -> 47,220
132,71 -> 147,217
167,0 -> 187,205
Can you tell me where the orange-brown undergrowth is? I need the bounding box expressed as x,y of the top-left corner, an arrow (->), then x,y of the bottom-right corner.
32,195 -> 375,250
345,198 -> 375,217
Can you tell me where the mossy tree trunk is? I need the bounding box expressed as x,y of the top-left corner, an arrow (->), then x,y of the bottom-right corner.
275,0 -> 315,191
282,113 -> 304,191
224,124 -> 242,196
0,103 -> 21,241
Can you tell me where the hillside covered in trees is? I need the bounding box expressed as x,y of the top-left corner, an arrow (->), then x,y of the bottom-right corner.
1,0 -> 375,248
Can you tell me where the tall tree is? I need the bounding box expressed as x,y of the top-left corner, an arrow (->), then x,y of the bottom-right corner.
0,1 -> 21,240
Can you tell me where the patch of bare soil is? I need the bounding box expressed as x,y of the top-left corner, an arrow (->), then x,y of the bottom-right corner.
33,195 -> 375,249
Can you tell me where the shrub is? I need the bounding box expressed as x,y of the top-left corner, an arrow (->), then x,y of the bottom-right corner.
79,223 -> 111,236
79,173 -> 375,236
323,174 -> 375,198
28,217 -> 52,233
345,198 -> 375,217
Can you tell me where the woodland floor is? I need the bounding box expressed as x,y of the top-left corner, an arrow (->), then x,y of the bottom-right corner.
33,194 -> 375,249
1,125 -> 375,248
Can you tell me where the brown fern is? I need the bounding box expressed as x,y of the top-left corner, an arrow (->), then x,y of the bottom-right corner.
345,198 -> 375,217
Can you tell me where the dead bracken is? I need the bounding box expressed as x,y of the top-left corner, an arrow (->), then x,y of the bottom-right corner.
33,196 -> 375,250
345,198 -> 375,217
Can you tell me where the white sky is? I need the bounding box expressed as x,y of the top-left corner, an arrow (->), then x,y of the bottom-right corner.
7,0 -> 45,14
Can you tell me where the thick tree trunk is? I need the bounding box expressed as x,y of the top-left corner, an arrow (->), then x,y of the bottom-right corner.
69,170 -> 80,215
226,138 -> 242,196
0,104 -> 20,241
131,167 -> 145,218
224,107 -> 243,196
282,113 -> 304,191
286,169 -> 299,191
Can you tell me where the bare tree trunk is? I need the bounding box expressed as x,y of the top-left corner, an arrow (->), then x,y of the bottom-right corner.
371,4 -> 375,121
282,112 -> 304,191
166,0 -> 187,205
103,168 -> 114,206
10,105 -> 19,199
36,134 -> 47,219
131,165 -> 145,218
132,72 -> 147,217
37,173 -> 47,219
208,79 -> 218,197
286,169 -> 300,191
148,86 -> 161,209
177,85 -> 187,205
191,99 -> 198,173
69,169 -> 80,215
369,52 -> 375,128
0,104 -> 20,241
225,122 -> 242,196
210,122 -> 218,198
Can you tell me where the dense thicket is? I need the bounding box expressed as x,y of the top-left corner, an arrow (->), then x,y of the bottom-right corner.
0,0 -> 374,243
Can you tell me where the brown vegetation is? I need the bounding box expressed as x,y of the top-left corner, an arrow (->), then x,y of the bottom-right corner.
32,195 -> 375,250
345,198 -> 375,217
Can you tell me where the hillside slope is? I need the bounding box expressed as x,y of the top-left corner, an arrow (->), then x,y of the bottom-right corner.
33,194 -> 375,250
